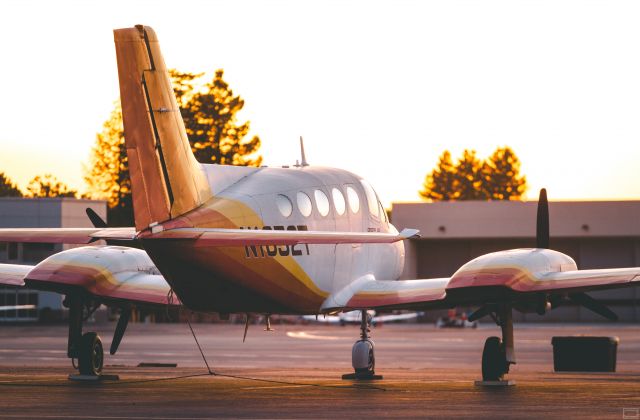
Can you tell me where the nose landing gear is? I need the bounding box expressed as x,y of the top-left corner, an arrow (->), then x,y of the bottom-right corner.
342,310 -> 383,380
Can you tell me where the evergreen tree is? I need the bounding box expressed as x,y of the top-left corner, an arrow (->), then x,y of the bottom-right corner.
419,151 -> 457,201
85,69 -> 262,226
420,147 -> 527,201
0,172 -> 22,197
455,150 -> 487,200
26,174 -> 77,198
182,69 -> 262,166
483,146 -> 527,200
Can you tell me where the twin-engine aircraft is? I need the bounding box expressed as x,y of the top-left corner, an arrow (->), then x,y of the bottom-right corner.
1,25 -> 639,382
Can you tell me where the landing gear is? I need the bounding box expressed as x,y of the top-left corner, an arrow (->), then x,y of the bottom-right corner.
478,304 -> 516,385
342,310 -> 382,380
78,332 -> 104,376
64,294 -> 126,380
482,336 -> 507,381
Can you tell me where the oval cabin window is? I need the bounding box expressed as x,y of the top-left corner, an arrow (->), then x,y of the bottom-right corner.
314,189 -> 330,217
276,194 -> 293,218
332,188 -> 346,215
297,191 -> 313,217
346,185 -> 360,214
360,179 -> 379,218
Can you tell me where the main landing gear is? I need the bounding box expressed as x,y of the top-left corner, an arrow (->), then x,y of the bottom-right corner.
342,310 -> 382,380
478,304 -> 516,385
65,294 -> 130,380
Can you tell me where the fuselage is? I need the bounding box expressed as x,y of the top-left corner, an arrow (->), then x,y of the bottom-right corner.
141,164 -> 405,314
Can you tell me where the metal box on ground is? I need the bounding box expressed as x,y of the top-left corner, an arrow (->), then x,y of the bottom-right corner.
551,336 -> 618,372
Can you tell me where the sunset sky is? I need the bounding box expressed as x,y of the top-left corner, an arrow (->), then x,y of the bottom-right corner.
0,0 -> 639,206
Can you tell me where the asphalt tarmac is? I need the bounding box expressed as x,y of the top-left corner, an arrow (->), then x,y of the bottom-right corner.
1,322 -> 640,419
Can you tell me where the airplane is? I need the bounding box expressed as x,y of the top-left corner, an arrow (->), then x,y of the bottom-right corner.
0,25 -> 639,383
302,310 -> 423,326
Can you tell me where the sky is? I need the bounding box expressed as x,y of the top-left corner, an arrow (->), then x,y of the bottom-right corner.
0,0 -> 639,207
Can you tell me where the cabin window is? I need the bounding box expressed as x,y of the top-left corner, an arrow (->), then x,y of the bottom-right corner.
346,185 -> 360,214
314,189 -> 330,217
297,191 -> 313,217
332,188 -> 346,215
360,179 -> 379,218
379,200 -> 388,224
276,194 -> 293,218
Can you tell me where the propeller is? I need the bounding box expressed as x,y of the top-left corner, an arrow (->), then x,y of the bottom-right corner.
568,292 -> 618,321
85,207 -> 139,247
86,208 -> 108,228
536,188 -> 549,249
534,189 -> 617,321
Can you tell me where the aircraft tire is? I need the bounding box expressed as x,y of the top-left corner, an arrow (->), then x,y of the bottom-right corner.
482,336 -> 507,381
78,332 -> 104,376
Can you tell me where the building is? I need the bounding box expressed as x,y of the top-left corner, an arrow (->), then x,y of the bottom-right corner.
392,200 -> 640,322
0,198 -> 107,322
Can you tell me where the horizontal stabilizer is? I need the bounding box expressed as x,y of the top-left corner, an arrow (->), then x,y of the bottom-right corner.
0,228 -> 136,244
141,227 -> 420,246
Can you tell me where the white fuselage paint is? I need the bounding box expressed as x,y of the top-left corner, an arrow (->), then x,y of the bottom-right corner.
200,163 -> 405,300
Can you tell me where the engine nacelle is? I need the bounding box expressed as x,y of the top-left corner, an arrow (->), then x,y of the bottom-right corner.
446,248 -> 577,292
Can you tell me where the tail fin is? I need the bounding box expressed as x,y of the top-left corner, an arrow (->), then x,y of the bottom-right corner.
113,25 -> 211,231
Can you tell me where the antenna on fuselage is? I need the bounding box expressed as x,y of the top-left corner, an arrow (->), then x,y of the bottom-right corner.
299,136 -> 309,167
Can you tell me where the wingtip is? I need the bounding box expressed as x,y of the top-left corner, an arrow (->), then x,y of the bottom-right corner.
400,228 -> 421,239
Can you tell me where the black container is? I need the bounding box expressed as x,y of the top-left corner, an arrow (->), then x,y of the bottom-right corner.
551,336 -> 618,372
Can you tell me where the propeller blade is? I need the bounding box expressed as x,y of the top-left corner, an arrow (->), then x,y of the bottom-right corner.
243,314 -> 250,342
86,208 -> 107,228
468,304 -> 494,322
536,188 -> 550,249
110,306 -> 131,355
569,292 -> 618,321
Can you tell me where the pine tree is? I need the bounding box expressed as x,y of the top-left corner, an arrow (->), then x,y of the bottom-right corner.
482,146 -> 527,200
419,151 -> 457,201
0,172 -> 22,197
182,69 -> 262,166
455,149 -> 487,200
85,69 -> 262,226
419,147 -> 527,201
26,174 -> 77,198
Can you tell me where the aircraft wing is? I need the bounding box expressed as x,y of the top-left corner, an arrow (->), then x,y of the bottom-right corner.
323,275 -> 450,311
445,249 -> 640,297
345,279 -> 449,310
142,227 -> 420,246
449,266 -> 640,294
0,228 -> 136,244
0,264 -> 31,287
325,249 -> 640,313
0,246 -> 177,307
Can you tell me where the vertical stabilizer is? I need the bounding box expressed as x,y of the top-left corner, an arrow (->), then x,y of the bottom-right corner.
114,25 -> 212,231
